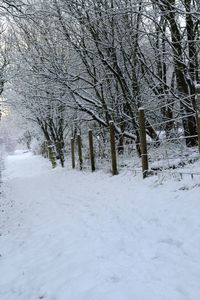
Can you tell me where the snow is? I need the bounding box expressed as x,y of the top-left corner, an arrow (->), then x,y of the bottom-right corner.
1,151 -> 200,300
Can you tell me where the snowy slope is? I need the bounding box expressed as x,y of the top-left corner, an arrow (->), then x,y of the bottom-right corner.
0,151 -> 200,300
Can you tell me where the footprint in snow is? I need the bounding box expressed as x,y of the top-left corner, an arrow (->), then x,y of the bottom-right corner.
109,275 -> 121,283
158,238 -> 183,248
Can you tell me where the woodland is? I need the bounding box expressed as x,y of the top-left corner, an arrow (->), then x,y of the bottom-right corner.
0,0 -> 200,171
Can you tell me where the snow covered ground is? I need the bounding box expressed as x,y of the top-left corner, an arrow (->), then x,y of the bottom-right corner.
1,151 -> 200,300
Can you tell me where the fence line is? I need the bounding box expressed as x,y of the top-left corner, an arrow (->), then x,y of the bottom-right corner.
42,106 -> 200,179
144,93 -> 197,113
147,112 -> 197,128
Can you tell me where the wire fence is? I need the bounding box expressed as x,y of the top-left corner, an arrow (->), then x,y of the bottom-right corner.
44,102 -> 200,179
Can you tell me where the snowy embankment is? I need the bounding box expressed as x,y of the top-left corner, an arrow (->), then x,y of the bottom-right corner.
0,151 -> 200,300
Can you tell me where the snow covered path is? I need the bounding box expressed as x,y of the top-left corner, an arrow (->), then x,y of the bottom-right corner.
1,151 -> 200,300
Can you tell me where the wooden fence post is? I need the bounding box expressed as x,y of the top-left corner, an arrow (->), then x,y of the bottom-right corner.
47,141 -> 57,168
196,114 -> 200,154
41,141 -> 48,158
77,134 -> 83,170
44,140 -> 48,158
109,121 -> 118,175
71,138 -> 75,169
138,108 -> 149,178
88,130 -> 95,172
